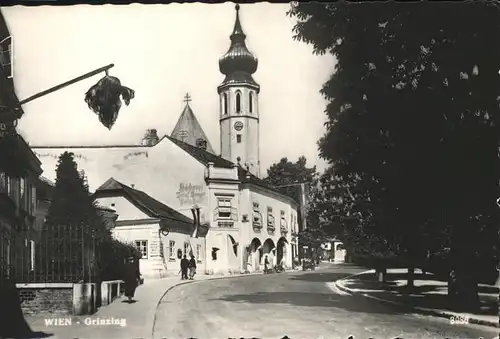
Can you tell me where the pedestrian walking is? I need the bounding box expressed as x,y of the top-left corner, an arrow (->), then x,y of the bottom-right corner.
180,254 -> 189,280
124,256 -> 141,303
264,255 -> 269,272
188,255 -> 197,280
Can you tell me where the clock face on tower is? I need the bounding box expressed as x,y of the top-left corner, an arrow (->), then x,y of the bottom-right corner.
234,121 -> 244,131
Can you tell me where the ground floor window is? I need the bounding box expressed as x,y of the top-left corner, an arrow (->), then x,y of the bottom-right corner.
196,244 -> 202,262
169,240 -> 176,260
212,248 -> 218,261
135,240 -> 148,259
29,240 -> 35,271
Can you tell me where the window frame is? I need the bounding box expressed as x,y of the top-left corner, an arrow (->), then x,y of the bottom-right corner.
267,207 -> 275,228
249,92 -> 253,113
252,202 -> 262,226
223,93 -> 228,115
29,240 -> 35,271
19,177 -> 25,210
196,244 -> 202,262
235,92 -> 241,113
135,240 -> 148,259
168,240 -> 176,260
0,36 -> 13,79
280,210 -> 286,229
217,198 -> 233,220
30,185 -> 36,214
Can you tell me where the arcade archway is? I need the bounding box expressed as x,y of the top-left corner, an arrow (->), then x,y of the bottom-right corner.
261,238 -> 276,266
276,237 -> 289,266
246,238 -> 262,272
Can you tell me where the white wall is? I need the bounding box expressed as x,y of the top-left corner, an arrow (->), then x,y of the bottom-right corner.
238,184 -> 297,271
33,137 -> 209,221
205,179 -> 241,274
112,222 -> 167,278
160,231 -> 206,275
96,196 -> 149,221
219,85 -> 260,177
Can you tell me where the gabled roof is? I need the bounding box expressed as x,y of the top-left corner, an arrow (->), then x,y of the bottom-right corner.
170,103 -> 215,154
94,177 -> 194,231
165,135 -> 298,206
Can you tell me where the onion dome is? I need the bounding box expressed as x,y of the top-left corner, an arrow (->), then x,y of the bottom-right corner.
218,5 -> 259,88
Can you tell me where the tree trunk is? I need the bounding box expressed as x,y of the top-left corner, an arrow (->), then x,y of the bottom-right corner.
406,266 -> 415,293
376,267 -> 387,283
450,266 -> 480,311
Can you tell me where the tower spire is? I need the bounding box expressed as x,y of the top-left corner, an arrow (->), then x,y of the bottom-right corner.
231,4 -> 245,41
218,4 -> 259,88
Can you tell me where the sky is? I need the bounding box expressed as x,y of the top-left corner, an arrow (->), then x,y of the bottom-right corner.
3,3 -> 334,174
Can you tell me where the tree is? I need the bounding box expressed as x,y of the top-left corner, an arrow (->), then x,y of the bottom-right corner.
264,156 -> 317,203
288,1 -> 500,308
42,152 -> 110,281
264,156 -> 326,256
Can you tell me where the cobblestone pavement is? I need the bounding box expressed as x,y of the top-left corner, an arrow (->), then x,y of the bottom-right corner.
153,263 -> 499,339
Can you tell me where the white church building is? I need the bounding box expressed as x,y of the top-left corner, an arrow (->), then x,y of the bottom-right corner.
32,5 -> 300,277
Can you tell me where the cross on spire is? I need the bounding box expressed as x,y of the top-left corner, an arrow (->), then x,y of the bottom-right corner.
184,93 -> 192,104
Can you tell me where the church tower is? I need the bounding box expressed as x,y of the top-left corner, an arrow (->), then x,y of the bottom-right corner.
218,4 -> 261,178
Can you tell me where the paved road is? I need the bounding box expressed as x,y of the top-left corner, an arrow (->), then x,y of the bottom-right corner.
153,263 -> 499,339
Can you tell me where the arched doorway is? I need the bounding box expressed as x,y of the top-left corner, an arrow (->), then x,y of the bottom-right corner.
228,235 -> 238,256
246,238 -> 262,272
262,238 -> 276,267
277,237 -> 289,267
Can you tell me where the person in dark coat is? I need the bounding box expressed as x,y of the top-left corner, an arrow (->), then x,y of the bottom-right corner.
124,256 -> 141,303
188,255 -> 197,280
180,255 -> 189,280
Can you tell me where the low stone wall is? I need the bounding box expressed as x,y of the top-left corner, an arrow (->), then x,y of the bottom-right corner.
17,283 -> 74,316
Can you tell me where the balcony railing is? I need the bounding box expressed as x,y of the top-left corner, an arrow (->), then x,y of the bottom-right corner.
267,223 -> 275,235
280,219 -> 288,234
213,207 -> 238,222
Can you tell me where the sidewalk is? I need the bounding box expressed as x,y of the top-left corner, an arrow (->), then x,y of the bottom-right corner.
25,272 -> 262,339
335,268 -> 499,328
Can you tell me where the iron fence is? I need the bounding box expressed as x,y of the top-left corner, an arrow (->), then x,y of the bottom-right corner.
7,223 -> 97,283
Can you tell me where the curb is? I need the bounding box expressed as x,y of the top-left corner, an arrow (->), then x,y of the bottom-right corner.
148,272 -> 267,339
334,272 -> 499,329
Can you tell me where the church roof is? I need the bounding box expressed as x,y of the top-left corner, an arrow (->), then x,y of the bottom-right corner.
95,177 -> 194,231
170,97 -> 215,154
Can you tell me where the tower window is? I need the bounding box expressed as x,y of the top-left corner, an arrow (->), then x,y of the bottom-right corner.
236,134 -> 242,143
249,92 -> 253,113
236,92 -> 241,113
223,93 -> 228,115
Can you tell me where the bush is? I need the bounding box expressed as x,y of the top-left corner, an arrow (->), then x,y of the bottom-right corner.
97,238 -> 142,281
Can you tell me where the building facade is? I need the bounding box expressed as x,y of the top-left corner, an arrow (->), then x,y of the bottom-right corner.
0,10 -> 43,284
93,178 -> 207,278
31,6 -> 300,275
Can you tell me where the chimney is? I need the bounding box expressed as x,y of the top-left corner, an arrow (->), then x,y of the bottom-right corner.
195,138 -> 207,151
141,129 -> 159,146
